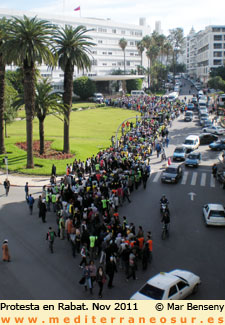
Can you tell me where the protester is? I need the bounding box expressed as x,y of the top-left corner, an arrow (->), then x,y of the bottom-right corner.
2,239 -> 10,262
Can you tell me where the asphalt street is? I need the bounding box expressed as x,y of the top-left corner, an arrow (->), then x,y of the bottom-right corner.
0,87 -> 225,300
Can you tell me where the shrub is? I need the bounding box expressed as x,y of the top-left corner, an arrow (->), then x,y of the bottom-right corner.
126,79 -> 143,93
73,77 -> 96,100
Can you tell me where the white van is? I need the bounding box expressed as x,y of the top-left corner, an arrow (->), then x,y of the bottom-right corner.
183,135 -> 200,152
131,90 -> 146,97
168,92 -> 178,102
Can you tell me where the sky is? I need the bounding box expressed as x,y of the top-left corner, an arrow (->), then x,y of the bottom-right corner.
1,0 -> 225,35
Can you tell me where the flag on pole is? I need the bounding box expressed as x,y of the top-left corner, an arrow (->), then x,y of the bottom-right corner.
74,6 -> 80,11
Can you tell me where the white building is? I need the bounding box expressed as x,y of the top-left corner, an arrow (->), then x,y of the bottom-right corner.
186,27 -> 197,79
186,25 -> 225,83
0,8 -> 151,91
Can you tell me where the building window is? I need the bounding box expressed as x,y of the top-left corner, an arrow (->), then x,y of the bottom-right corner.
102,63 -> 107,66
130,53 -> 134,56
214,35 -> 222,41
102,51 -> 107,55
130,31 -> 134,36
222,28 -> 225,32
112,29 -> 116,34
121,30 -> 125,35
108,52 -> 112,55
214,43 -> 222,49
98,28 -> 107,33
112,63 -> 116,66
213,59 -> 222,65
91,60 -> 97,66
98,40 -> 103,44
92,50 -> 97,54
214,51 -> 222,57
126,61 -> 130,66
212,27 -> 221,32
130,41 -> 134,46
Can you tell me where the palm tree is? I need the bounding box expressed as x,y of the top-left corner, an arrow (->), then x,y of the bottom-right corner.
2,16 -> 56,168
119,38 -> 127,74
14,78 -> 66,155
0,17 -> 10,154
136,40 -> 145,70
146,44 -> 160,88
54,25 -> 94,153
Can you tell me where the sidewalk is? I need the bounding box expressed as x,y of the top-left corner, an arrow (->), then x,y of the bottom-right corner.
0,170 -> 62,188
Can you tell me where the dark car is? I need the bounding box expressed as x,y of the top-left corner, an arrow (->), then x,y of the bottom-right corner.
199,133 -> 218,145
209,139 -> 225,151
161,164 -> 183,184
216,170 -> 225,189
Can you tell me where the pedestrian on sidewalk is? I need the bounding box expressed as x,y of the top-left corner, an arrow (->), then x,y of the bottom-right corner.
25,182 -> 29,200
2,239 -> 11,262
3,179 -> 10,196
27,194 -> 35,215
51,164 -> 56,176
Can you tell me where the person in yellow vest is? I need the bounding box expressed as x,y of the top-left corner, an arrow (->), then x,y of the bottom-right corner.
59,216 -> 65,240
51,193 -> 56,212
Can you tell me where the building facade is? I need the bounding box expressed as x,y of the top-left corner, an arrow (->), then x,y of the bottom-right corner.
0,8 -> 151,91
186,25 -> 225,83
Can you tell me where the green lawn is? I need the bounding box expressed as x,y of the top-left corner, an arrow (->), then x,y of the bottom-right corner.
0,106 -> 139,175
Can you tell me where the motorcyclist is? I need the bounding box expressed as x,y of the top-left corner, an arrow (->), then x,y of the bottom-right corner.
160,195 -> 169,205
161,208 -> 170,233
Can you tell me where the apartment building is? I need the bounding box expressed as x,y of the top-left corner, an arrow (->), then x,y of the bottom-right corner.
186,25 -> 225,83
0,8 -> 151,90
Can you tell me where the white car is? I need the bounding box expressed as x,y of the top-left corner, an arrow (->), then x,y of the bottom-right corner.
202,126 -> 225,135
203,204 -> 225,226
130,269 -> 200,300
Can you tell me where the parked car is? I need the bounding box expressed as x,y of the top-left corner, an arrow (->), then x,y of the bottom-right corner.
203,204 -> 225,226
91,93 -> 104,103
201,119 -> 213,128
209,139 -> 225,151
130,269 -> 200,300
173,146 -> 187,161
202,125 -> 225,135
199,133 -> 218,145
199,117 -> 209,126
185,152 -> 201,167
161,164 -> 183,183
191,97 -> 198,104
216,170 -> 225,189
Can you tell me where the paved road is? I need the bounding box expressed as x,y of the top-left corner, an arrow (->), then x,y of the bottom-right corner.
0,110 -> 225,300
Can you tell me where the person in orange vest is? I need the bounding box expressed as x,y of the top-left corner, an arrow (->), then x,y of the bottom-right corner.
2,239 -> 10,262
146,235 -> 153,263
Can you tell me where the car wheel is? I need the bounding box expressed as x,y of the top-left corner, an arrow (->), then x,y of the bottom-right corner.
192,284 -> 199,294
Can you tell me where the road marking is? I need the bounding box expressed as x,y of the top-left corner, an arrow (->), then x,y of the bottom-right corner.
191,172 -> 197,186
200,173 -> 206,186
210,174 -> 215,188
152,172 -> 161,183
181,171 -> 188,184
188,192 -> 196,201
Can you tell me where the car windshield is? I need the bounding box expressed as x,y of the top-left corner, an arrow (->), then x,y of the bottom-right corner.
184,140 -> 194,145
175,148 -> 184,153
165,168 -> 177,174
188,154 -> 198,159
209,210 -> 225,218
139,283 -> 164,300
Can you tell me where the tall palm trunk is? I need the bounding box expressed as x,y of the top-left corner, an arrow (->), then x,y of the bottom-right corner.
123,50 -> 126,74
24,62 -> 35,168
38,117 -> 45,155
0,55 -> 5,154
63,62 -> 73,153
